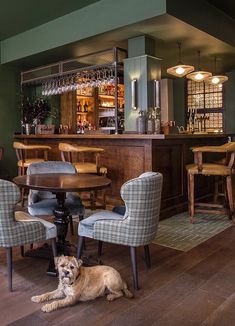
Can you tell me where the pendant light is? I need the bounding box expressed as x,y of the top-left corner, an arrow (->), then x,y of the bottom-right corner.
167,42 -> 194,77
205,56 -> 228,85
186,50 -> 212,82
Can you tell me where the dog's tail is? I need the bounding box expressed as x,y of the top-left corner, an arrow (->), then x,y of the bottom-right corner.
122,281 -> 134,298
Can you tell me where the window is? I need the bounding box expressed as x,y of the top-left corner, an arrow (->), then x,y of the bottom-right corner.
187,80 -> 224,132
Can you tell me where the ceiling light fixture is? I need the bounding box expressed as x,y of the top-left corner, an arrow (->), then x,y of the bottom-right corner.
205,56 -> 228,85
186,50 -> 212,82
167,42 -> 194,77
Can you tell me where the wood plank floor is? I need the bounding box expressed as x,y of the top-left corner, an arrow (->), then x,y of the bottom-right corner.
1,221 -> 235,326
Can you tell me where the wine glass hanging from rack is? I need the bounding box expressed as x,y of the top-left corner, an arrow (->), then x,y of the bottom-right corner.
41,68 -> 117,96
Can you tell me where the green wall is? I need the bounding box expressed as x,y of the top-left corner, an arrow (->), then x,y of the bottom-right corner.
0,64 -> 21,179
172,78 -> 186,127
224,71 -> 235,134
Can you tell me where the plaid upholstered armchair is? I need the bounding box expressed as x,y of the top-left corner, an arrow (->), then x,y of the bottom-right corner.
0,179 -> 57,291
77,172 -> 163,290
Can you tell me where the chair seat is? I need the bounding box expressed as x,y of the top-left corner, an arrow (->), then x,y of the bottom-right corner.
28,193 -> 84,217
74,162 -> 107,174
78,211 -> 124,238
186,163 -> 231,176
15,211 -> 57,240
17,158 -> 45,168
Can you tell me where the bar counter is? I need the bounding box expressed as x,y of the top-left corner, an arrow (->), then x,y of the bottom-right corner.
14,133 -> 230,219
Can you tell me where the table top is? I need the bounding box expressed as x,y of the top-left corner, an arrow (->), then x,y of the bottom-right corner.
13,173 -> 111,192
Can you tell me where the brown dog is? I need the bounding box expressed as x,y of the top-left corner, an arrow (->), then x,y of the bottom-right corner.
31,255 -> 133,312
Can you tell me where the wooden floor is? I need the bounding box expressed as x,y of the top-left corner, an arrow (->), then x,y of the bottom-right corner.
1,221 -> 235,326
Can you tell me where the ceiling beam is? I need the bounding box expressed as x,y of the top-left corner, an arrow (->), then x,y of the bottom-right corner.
0,0 -> 166,64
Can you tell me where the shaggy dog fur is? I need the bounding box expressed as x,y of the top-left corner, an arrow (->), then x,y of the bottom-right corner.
31,255 -> 133,312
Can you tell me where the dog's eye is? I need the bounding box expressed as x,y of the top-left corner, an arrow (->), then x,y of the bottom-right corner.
60,264 -> 65,268
70,265 -> 74,269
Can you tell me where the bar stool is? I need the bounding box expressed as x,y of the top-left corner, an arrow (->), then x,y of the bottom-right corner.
186,143 -> 235,223
58,142 -> 108,208
59,143 -> 107,175
13,141 -> 51,205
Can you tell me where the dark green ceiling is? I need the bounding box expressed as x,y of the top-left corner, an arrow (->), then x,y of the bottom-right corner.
0,0 -> 100,40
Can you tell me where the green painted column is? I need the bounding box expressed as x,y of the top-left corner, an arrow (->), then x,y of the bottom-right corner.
124,36 -> 161,132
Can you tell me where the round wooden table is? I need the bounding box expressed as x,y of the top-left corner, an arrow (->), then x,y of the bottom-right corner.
13,173 -> 111,246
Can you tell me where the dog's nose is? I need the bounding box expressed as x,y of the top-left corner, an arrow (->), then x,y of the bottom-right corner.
63,270 -> 70,276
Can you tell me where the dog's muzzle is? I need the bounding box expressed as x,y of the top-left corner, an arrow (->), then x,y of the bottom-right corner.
62,270 -> 70,278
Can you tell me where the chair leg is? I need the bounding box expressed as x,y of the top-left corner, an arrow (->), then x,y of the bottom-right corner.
69,215 -> 74,236
6,247 -> 13,292
77,236 -> 84,259
98,241 -> 103,256
20,246 -> 24,257
226,175 -> 234,220
51,238 -> 58,257
188,173 -> 195,223
144,245 -> 151,268
130,246 -> 139,290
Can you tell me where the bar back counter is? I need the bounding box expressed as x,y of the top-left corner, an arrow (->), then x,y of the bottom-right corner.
14,133 -> 229,219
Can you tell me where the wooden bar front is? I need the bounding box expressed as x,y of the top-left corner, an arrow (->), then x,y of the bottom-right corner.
14,133 -> 229,219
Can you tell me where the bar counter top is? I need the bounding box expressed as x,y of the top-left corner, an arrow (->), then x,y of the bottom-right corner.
14,132 -> 231,140
14,132 -> 231,219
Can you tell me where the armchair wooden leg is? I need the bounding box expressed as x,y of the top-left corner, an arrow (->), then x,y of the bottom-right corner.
51,238 -> 58,257
130,246 -> 139,290
6,247 -> 13,292
77,236 -> 84,259
98,241 -> 103,256
144,245 -> 151,268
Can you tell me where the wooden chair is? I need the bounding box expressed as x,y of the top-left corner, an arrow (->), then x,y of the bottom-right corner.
13,142 -> 51,205
186,142 -> 235,223
59,143 -> 107,175
59,143 -> 108,209
13,142 -> 51,176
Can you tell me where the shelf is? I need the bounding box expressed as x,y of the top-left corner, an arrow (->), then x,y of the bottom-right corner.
99,126 -> 115,130
99,114 -> 115,118
77,95 -> 93,98
99,106 -> 115,109
99,94 -> 124,99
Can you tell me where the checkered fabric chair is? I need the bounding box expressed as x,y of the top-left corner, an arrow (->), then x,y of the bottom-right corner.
27,161 -> 85,235
77,172 -> 163,290
0,179 -> 57,291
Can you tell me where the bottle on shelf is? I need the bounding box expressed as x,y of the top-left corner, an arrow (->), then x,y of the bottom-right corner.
77,101 -> 82,112
83,101 -> 88,112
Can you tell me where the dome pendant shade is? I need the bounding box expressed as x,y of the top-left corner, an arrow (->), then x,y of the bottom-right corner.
205,75 -> 228,85
167,42 -> 194,78
186,50 -> 212,82
186,70 -> 212,82
167,63 -> 194,77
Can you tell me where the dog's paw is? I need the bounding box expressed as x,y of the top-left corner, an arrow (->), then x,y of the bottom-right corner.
41,304 -> 54,313
106,294 -> 115,301
31,295 -> 43,303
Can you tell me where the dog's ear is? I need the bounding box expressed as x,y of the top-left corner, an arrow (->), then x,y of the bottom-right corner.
77,259 -> 83,268
73,257 -> 83,268
54,255 -> 64,269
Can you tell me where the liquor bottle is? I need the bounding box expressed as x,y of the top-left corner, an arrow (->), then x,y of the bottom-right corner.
84,101 -> 88,112
77,101 -> 82,112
